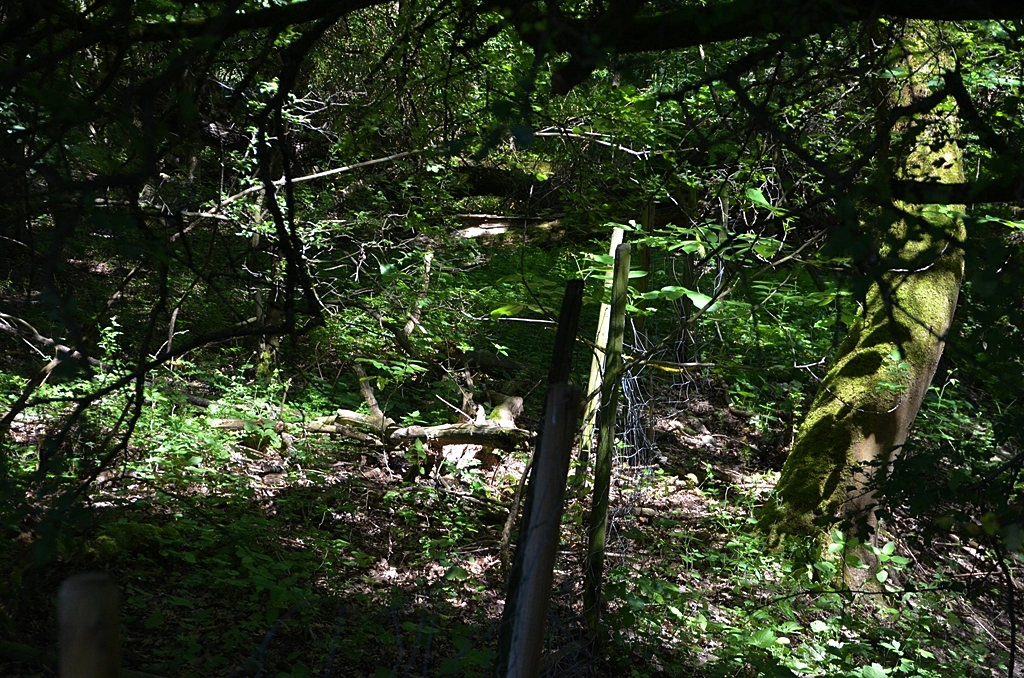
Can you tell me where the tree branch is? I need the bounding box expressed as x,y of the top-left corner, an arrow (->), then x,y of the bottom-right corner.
199,149 -> 425,214
568,0 -> 1024,56
534,0 -> 1024,92
0,312 -> 102,368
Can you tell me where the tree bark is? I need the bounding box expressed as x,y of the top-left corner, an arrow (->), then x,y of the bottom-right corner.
760,22 -> 965,545
59,573 -> 120,678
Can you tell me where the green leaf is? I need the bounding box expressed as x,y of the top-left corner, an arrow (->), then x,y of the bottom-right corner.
640,285 -> 686,301
750,628 -> 777,648
861,663 -> 889,678
685,290 -> 714,310
640,285 -> 714,310
882,66 -> 909,79
144,610 -> 164,629
631,97 -> 656,112
745,187 -> 773,210
809,619 -> 828,633
880,639 -> 900,652
379,262 -> 398,280
490,304 -> 523,319
753,240 -> 782,259
445,566 -> 470,581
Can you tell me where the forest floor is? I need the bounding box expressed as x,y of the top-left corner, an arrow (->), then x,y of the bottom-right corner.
0,381 -> 1020,677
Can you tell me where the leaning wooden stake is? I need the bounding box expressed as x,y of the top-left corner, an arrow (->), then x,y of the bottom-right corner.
59,572 -> 120,678
547,279 -> 585,386
583,242 -> 630,636
496,383 -> 581,678
496,281 -> 584,677
576,227 -> 625,486
499,280 -> 584,565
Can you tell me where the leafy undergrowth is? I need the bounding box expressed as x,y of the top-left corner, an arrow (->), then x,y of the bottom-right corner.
0,388 -> 1019,678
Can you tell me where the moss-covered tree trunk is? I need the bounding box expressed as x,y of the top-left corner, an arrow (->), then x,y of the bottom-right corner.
761,22 -> 965,544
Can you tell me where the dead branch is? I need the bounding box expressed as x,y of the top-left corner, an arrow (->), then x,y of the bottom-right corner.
351,364 -> 387,423
209,413 -> 530,450
403,251 -> 433,338
0,312 -> 102,367
206,149 -> 426,211
390,422 -> 532,448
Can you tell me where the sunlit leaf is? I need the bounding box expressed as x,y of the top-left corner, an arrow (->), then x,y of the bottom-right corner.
745,187 -> 773,210
861,663 -> 889,678
490,304 -> 524,319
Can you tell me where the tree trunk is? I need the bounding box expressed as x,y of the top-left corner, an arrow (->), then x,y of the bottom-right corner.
760,22 -> 965,546
59,573 -> 121,678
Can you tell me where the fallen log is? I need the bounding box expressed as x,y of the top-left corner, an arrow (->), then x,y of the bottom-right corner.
207,418 -> 279,431
208,413 -> 530,450
391,423 -> 532,449
304,422 -> 382,445
331,408 -> 394,432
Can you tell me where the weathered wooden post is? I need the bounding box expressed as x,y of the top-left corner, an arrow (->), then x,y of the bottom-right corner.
583,242 -> 630,636
496,280 -> 583,678
497,383 -> 581,678
546,279 -> 585,386
59,572 -> 120,678
576,227 -> 626,486
500,280 -> 585,563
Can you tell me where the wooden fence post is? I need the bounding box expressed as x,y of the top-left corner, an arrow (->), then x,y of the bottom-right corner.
500,280 -> 584,564
496,280 -> 583,677
546,279 -> 585,386
59,572 -> 120,678
576,227 -> 626,486
497,383 -> 581,678
583,242 -> 630,636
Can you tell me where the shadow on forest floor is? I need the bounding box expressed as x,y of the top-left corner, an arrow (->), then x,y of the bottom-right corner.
0,385 -> 1019,677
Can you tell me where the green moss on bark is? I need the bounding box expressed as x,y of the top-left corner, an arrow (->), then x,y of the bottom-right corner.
759,21 -> 966,544
759,213 -> 964,541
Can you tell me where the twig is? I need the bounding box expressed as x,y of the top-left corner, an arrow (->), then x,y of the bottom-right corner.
435,394 -> 473,421
500,449 -> 535,568
534,128 -> 652,158
997,545 -> 1018,677
213,149 -> 426,210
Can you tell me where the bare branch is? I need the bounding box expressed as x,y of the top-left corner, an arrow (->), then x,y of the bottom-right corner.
210,149 -> 426,212
0,312 -> 102,368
